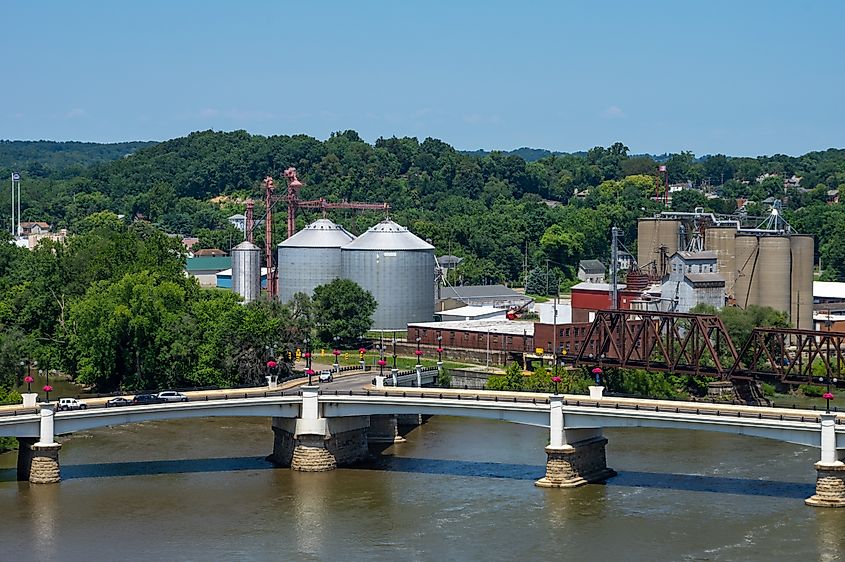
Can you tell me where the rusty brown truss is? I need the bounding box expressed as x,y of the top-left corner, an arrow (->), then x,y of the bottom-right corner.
572,310 -> 845,385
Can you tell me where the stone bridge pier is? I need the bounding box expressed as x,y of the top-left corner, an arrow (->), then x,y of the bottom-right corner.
535,395 -> 616,488
805,413 -> 845,508
17,403 -> 62,484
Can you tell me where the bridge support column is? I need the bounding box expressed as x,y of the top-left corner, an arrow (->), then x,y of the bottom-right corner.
806,413 -> 845,508
268,387 -> 370,472
29,404 -> 61,484
368,414 -> 406,444
535,395 -> 615,488
16,437 -> 36,481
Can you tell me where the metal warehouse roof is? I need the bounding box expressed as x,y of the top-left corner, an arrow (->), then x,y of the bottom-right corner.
279,219 -> 356,248
814,281 -> 845,301
408,318 -> 535,336
342,219 -> 434,251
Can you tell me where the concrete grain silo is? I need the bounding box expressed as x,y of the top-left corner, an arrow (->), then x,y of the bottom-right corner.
755,236 -> 791,315
704,226 -> 737,298
637,218 -> 681,277
231,241 -> 261,303
790,235 -> 814,330
341,219 -> 435,330
733,234 -> 759,309
277,219 -> 356,303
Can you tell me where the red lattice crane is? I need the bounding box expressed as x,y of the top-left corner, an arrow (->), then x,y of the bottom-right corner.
260,167 -> 389,298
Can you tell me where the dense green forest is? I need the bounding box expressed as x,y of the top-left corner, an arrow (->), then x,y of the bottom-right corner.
2,130 -> 844,285
0,140 -> 157,174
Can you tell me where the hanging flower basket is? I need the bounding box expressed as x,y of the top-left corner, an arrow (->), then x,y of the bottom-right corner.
415,350 -> 423,356
306,369 -> 315,376
24,375 -> 34,383
43,385 -> 53,393
333,349 -> 341,356
304,352 -> 311,359
377,359 -> 387,366
436,347 -> 444,354
551,376 -> 562,383
824,392 -> 835,400
592,367 -> 603,375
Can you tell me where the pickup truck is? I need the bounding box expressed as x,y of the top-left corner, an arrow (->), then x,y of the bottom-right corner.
57,397 -> 87,411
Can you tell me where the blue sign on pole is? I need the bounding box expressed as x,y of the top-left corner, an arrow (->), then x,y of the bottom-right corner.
11,172 -> 20,181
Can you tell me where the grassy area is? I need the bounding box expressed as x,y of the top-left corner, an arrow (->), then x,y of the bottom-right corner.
311,349 -> 471,371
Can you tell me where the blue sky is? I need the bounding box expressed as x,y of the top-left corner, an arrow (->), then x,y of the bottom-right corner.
1,0 -> 842,156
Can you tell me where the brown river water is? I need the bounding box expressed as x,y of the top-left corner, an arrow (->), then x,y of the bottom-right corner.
1,414 -> 843,561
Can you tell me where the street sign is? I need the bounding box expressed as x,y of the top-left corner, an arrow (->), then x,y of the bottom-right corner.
535,347 -> 544,355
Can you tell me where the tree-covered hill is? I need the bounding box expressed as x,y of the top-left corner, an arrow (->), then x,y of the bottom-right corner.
0,140 -> 158,176
2,130 -> 845,282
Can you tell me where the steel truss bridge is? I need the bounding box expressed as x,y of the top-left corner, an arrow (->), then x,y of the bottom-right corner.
572,310 -> 845,391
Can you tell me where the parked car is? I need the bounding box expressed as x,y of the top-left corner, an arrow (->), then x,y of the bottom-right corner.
319,370 -> 333,383
132,393 -> 165,405
57,397 -> 87,411
105,396 -> 132,408
157,391 -> 188,403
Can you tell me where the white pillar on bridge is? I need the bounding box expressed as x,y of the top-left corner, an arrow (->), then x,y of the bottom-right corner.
391,368 -> 398,387
374,375 -> 385,388
37,403 -> 57,446
549,395 -> 564,448
415,365 -> 422,387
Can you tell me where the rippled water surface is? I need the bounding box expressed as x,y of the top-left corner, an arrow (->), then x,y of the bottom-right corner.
1,415 -> 843,561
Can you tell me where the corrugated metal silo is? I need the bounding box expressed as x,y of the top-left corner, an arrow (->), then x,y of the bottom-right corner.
341,219 -> 435,330
755,236 -> 791,315
733,234 -> 759,309
704,226 -> 737,298
790,234 -> 814,330
637,218 -> 680,277
277,218 -> 356,303
231,241 -> 261,303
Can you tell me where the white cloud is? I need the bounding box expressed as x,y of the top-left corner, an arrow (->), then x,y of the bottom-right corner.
601,105 -> 625,119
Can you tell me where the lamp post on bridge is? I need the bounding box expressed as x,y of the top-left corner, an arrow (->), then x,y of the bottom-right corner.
332,336 -> 340,376
391,335 -> 398,386
436,334 -> 444,374
820,374 -> 837,414
304,338 -> 313,385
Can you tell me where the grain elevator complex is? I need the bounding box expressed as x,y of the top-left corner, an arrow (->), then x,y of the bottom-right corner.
637,209 -> 813,329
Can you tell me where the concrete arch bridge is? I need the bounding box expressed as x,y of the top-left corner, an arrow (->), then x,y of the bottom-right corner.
1,386 -> 844,508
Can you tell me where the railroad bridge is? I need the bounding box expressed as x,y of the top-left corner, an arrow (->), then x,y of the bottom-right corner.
567,310 -> 845,401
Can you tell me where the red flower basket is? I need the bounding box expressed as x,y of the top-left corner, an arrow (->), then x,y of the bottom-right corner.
43,385 -> 53,393
306,369 -> 315,376
24,375 -> 34,384
824,392 -> 835,400
415,350 -> 423,356
592,367 -> 603,375
551,376 -> 562,383
436,347 -> 444,353
358,347 -> 367,355
266,360 -> 277,369
333,349 -> 340,356
377,359 -> 387,366
304,352 -> 311,359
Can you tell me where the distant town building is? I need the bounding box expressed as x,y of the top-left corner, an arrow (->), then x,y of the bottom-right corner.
19,221 -> 51,236
438,305 -> 506,322
216,267 -> 268,290
660,251 -> 725,313
228,214 -> 247,232
185,256 -> 232,287
577,260 -> 605,283
437,284 -> 531,311
193,248 -> 228,257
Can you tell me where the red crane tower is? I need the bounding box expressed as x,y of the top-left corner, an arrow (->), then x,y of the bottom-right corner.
259,167 -> 390,298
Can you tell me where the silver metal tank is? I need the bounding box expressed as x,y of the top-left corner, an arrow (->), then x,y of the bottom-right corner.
790,234 -> 814,330
704,226 -> 737,299
277,219 -> 355,303
755,236 -> 791,315
637,218 -> 680,277
231,241 -> 261,303
733,234 -> 759,309
341,219 -> 435,330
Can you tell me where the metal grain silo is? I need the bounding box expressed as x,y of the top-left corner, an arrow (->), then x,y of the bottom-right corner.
231,241 -> 261,303
637,218 -> 681,277
341,219 -> 435,330
704,226 -> 737,299
733,234 -> 759,309
277,219 -> 355,303
755,236 -> 791,315
790,234 -> 814,330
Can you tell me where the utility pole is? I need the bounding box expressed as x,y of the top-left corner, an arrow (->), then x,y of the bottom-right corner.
545,259 -> 550,296
611,226 -> 619,310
